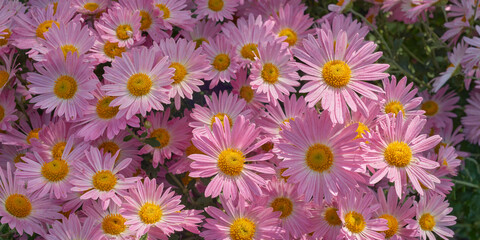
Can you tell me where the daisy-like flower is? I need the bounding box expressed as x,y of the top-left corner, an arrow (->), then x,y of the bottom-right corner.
328,0 -> 354,13
0,108 -> 52,147
0,90 -> 17,131
309,201 -> 343,239
102,46 -> 174,119
364,113 -> 442,198
72,0 -> 111,15
293,29 -> 389,124
95,5 -> 143,48
462,91 -> 480,145
231,67 -> 267,115
202,195 -> 284,240
180,19 -> 221,48
189,115 -> 275,200
0,163 -> 62,236
437,145 -> 461,176
0,6 -> 15,54
122,177 -> 185,239
432,42 -> 466,91
156,38 -> 209,109
27,48 -> 96,120
344,97 -> 380,141
271,3 -> 314,48
189,91 -> 251,136
82,200 -> 135,239
375,187 -> 417,239
153,0 -> 196,31
258,178 -> 310,238
71,146 -> 139,209
221,14 -> 276,67
379,75 -> 424,120
318,13 -> 370,46
194,0 -> 238,21
275,110 -> 364,203
418,86 -> 459,130
15,137 -> 88,199
75,86 -> 140,141
250,41 -> 299,104
407,195 -> 456,240
138,109 -> 192,167
203,35 -> 239,89
0,145 -> 29,169
0,51 -> 20,93
45,214 -> 103,240
337,189 -> 389,240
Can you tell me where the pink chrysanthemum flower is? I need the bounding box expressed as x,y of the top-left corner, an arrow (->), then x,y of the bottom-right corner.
89,30 -> 131,64
293,29 -> 389,124
0,5 -> 15,54
337,190 -> 389,240
202,195 -> 284,240
318,13 -> 370,46
275,110 -> 364,203
15,137 -> 88,199
437,145 -> 461,176
231,67 -> 267,114
0,163 -> 62,236
95,5 -> 143,48
153,0 -> 196,31
328,0 -> 353,13
203,35 -> 239,89
156,38 -> 209,109
418,86 -> 459,130
462,91 -> 480,145
122,177 -> 185,239
250,41 -> 300,104
221,14 -> 276,67
378,75 -> 424,120
258,178 -> 310,238
139,109 -> 192,167
309,201 -> 343,239
82,200 -> 135,239
432,42 -> 466,91
344,98 -> 380,141
91,131 -> 143,177
0,51 -> 20,93
189,116 -> 274,200
364,113 -> 442,198
189,91 -> 251,136
34,21 -> 95,62
194,0 -> 238,21
180,19 -> 221,48
45,214 -> 103,240
0,90 -> 17,131
76,86 -> 140,141
271,3 -> 314,48
375,187 -> 417,239
71,146 -> 139,209
433,120 -> 469,159
27,48 -> 96,120
178,209 -> 205,235
72,0 -> 110,15
407,195 -> 456,240
0,145 -> 29,169
0,109 -> 52,147
102,46 -> 173,119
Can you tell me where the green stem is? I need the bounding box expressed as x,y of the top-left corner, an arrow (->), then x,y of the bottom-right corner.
350,9 -> 393,58
452,179 -> 480,189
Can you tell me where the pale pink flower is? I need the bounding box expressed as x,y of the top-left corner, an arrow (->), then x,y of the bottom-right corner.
45,214 -> 103,240
194,0 -> 238,21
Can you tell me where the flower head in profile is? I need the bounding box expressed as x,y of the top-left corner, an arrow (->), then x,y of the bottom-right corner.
231,67 -> 268,114
153,0 -> 196,31
180,19 -> 221,48
0,90 -> 18,131
0,51 -> 20,93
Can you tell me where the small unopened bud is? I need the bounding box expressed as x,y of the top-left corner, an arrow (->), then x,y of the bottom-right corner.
144,120 -> 152,129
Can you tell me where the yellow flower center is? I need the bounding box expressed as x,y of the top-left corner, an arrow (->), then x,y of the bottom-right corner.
26,128 -> 41,144
60,44 -> 78,58
354,122 -> 370,139
240,43 -> 259,61
170,62 -> 188,84
217,148 -> 245,176
150,128 -> 170,149
104,41 -> 126,59
83,2 -> 99,12
102,213 -> 127,236
139,202 -> 162,224
419,213 -> 435,231
212,53 -> 230,71
0,105 -> 4,122
0,70 -> 9,88
186,142 -> 203,156
261,63 -> 280,84
139,10 -> 152,31
54,75 -> 77,99
92,170 -> 117,191
324,207 -> 342,226
210,113 -> 232,128
421,100 -> 439,117
379,214 -> 399,239
230,217 -> 256,240
96,96 -> 119,119
127,73 -> 152,97
345,211 -> 366,233
0,29 -> 12,46
278,28 -> 298,46
384,141 -> 412,168
14,153 -> 25,164
305,144 -> 334,172
208,0 -> 224,11
98,141 -> 120,158
41,159 -> 69,182
270,197 -> 293,218
322,60 -> 351,88
36,20 -> 59,39
384,101 -> 405,116
116,24 -> 133,41
155,4 -> 170,19
194,38 -> 208,48
239,86 -> 254,103
5,194 -> 32,218
51,141 -> 66,160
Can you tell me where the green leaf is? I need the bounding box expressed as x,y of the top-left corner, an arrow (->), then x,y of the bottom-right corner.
140,132 -> 148,138
139,233 -> 148,240
145,137 -> 161,148
123,135 -> 133,142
